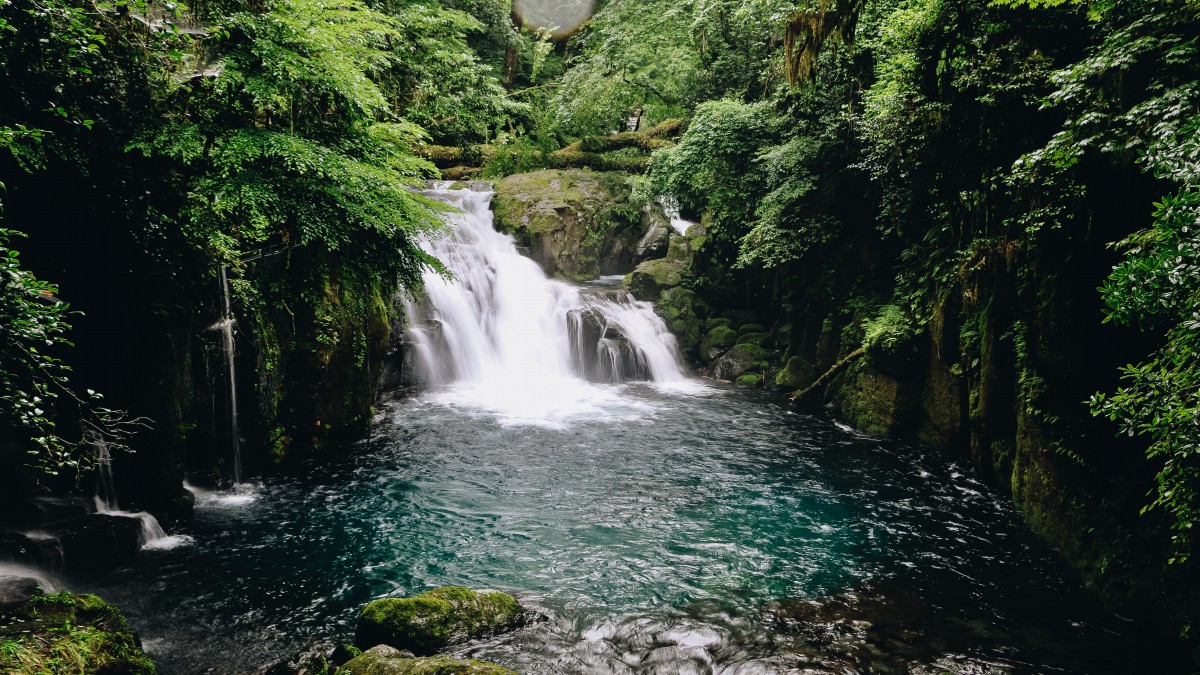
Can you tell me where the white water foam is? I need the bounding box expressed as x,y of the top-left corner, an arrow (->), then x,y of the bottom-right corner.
92,434 -> 188,549
0,562 -> 63,593
405,184 -> 699,426
185,480 -> 260,508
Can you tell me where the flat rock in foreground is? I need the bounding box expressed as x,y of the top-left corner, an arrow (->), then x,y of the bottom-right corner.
337,645 -> 516,675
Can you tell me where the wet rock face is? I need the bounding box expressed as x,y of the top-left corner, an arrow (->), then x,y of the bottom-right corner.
0,575 -> 39,610
569,304 -> 650,383
710,344 -> 771,381
355,587 -> 527,656
337,645 -> 517,675
492,169 -> 658,281
37,513 -> 143,579
768,583 -> 1150,674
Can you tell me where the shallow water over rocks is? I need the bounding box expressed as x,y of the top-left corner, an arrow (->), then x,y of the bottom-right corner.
83,384 -> 1181,673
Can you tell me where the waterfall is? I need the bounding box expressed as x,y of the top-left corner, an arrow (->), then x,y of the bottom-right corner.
216,264 -> 241,484
656,195 -> 695,236
89,433 -> 173,549
404,183 -> 689,423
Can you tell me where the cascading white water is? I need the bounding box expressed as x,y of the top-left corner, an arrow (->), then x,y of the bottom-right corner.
0,562 -> 61,593
657,195 -> 695,236
405,184 -> 691,425
90,433 -> 188,550
216,264 -> 241,484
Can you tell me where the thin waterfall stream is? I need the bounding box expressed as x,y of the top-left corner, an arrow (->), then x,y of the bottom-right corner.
89,432 -> 184,550
77,185 -> 1179,674
216,263 -> 242,484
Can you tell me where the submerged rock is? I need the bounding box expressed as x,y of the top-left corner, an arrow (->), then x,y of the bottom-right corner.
355,587 -> 526,656
337,645 -> 516,675
0,591 -> 156,674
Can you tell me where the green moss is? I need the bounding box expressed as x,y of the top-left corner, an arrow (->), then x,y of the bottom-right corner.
355,587 -> 523,656
0,592 -> 157,674
492,169 -> 646,280
736,332 -> 771,348
627,258 -> 684,301
704,317 -> 732,331
735,374 -> 763,388
657,287 -> 704,358
774,356 -> 814,390
709,343 -> 772,380
700,325 -> 738,361
738,323 -> 766,335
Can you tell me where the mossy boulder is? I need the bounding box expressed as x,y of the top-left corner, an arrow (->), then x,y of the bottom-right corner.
704,317 -> 732,332
627,258 -> 684,301
774,356 -> 816,390
831,362 -> 922,438
0,591 -> 156,674
337,645 -> 516,675
355,587 -> 525,656
492,169 -> 651,280
735,374 -> 763,389
700,325 -> 738,362
736,332 -> 771,348
656,286 -> 704,358
738,323 -> 766,336
710,344 -> 771,381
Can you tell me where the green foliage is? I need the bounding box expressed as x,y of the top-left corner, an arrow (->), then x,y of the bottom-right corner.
644,99 -> 770,298
861,304 -> 914,353
0,229 -> 93,477
0,592 -> 157,674
554,0 -> 700,135
129,0 -> 453,289
382,1 -> 518,145
1092,116 -> 1200,564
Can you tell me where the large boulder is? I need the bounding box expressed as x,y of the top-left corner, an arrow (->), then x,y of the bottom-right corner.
492,169 -> 654,280
355,587 -> 525,656
0,575 -> 40,610
831,362 -> 922,438
634,206 -> 671,259
699,326 -> 738,362
569,302 -> 650,383
626,258 -> 684,301
774,356 -> 816,390
0,592 -> 156,674
38,513 -> 143,579
337,645 -> 516,675
710,344 -> 771,381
